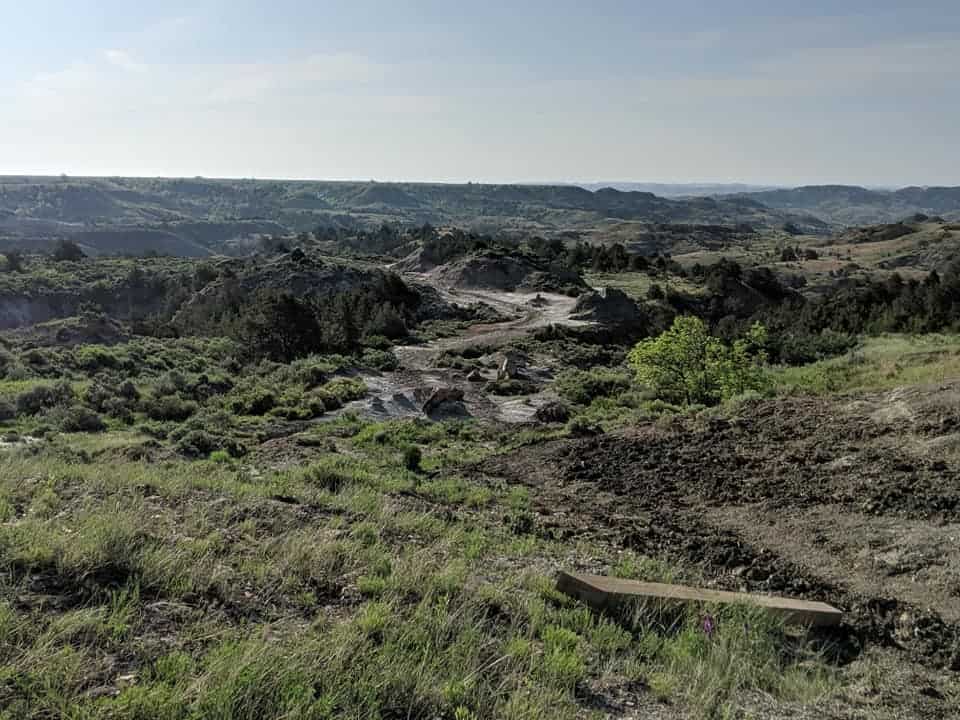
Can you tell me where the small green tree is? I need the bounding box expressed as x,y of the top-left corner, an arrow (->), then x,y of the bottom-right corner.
715,322 -> 770,399
239,291 -> 323,362
627,316 -> 769,405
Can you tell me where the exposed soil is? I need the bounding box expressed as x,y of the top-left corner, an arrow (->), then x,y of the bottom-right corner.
476,387 -> 960,717
343,287 -> 589,424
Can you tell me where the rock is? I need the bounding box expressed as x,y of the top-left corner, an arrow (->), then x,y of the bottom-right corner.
571,287 -> 645,328
497,351 -> 526,381
535,401 -> 570,424
466,369 -> 485,382
422,387 -> 465,415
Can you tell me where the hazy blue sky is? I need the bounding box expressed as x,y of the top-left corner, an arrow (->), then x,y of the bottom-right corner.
1,1 -> 957,186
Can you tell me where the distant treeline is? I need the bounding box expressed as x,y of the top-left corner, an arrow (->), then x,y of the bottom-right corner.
665,257 -> 960,364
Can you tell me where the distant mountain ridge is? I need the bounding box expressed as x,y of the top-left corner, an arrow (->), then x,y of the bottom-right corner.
0,176 -> 826,255
576,182 -> 782,197
726,184 -> 960,225
2,176 -> 957,257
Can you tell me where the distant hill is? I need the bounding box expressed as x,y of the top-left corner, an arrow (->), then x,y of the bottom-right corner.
0,176 -> 826,256
728,185 -> 960,226
577,182 -> 782,197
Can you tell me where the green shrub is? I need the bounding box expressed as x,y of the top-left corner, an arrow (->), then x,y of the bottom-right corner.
403,445 -> 422,472
170,410 -> 246,458
565,416 -> 602,437
229,390 -> 276,416
0,399 -> 15,421
22,348 -> 48,367
772,329 -> 858,365
16,381 -> 75,415
313,377 -> 366,411
47,405 -> 106,433
554,369 -> 631,406
628,317 -> 770,406
361,348 -> 399,371
85,378 -> 140,421
73,345 -> 122,371
296,464 -> 352,492
175,430 -> 221,458
142,395 -> 198,422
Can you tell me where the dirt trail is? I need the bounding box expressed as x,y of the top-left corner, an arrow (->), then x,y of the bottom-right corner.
395,285 -> 585,371
343,285 -> 588,423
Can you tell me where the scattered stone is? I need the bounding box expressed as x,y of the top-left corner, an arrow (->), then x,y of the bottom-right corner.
422,386 -> 465,415
466,369 -> 485,382
497,351 -> 526,381
115,674 -> 138,688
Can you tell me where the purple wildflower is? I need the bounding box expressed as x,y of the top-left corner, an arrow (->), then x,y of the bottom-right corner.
702,614 -> 716,639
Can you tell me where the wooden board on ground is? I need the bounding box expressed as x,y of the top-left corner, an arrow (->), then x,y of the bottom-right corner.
557,571 -> 843,628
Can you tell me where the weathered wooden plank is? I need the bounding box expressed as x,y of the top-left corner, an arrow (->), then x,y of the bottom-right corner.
556,571 -> 842,628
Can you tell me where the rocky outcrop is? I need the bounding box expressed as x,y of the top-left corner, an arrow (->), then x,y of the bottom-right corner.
421,387 -> 465,415
571,287 -> 646,329
173,252 -> 423,329
497,351 -> 526,381
434,253 -> 585,293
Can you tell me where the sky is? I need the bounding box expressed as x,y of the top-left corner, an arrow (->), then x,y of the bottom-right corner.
1,1 -> 958,187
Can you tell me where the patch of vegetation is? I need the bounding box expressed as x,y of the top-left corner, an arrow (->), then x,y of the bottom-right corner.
629,317 -> 770,405
775,333 -> 960,395
554,368 -> 632,406
0,410 -> 837,719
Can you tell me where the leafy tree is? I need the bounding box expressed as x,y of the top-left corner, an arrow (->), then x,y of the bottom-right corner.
365,303 -> 407,340
239,291 -> 323,362
714,322 -> 770,399
627,316 -> 769,405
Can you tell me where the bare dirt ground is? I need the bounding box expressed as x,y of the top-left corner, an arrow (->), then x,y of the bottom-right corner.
344,285 -> 587,423
476,385 -> 960,718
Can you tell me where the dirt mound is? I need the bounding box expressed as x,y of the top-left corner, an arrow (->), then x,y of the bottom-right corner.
434,252 -> 583,293
556,400 -> 959,519
572,287 -> 646,328
476,389 -> 960,671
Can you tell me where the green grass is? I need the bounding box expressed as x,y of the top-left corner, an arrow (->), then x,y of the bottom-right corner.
0,312 -> 871,718
774,333 -> 960,395
585,271 -> 707,301
0,408 -> 840,719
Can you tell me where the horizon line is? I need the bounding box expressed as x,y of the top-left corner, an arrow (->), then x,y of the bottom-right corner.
0,173 -> 954,192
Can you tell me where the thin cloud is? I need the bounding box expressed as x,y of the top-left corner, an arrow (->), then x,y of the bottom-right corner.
104,49 -> 146,73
